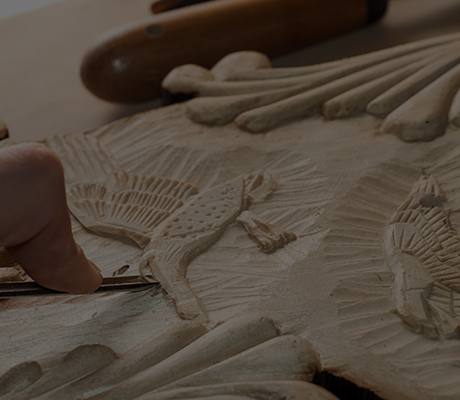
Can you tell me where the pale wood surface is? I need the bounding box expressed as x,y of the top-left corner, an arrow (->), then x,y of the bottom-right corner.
1,0 -> 460,142
3,29 -> 460,399
1,3 -> 460,399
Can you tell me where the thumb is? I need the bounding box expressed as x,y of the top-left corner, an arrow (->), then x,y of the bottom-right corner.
0,142 -> 102,293
7,209 -> 103,294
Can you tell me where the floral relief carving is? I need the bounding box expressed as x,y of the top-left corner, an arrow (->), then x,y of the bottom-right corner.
163,33 -> 460,142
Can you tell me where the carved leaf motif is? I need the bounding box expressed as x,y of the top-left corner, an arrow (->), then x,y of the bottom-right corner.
163,33 -> 460,142
1,315 -> 334,400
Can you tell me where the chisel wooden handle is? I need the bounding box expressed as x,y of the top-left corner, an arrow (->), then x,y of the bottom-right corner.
81,0 -> 387,103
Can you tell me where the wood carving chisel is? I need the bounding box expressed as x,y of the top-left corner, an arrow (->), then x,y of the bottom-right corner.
80,0 -> 388,103
0,275 -> 159,298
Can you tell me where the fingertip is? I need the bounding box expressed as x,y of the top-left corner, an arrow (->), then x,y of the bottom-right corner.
26,251 -> 103,295
82,266 -> 104,294
66,257 -> 103,294
83,260 -> 104,293
88,259 -> 102,273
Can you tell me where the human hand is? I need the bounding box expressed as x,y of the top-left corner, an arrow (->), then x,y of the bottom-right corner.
0,143 -> 102,293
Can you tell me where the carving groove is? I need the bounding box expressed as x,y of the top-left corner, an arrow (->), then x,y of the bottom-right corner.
0,315 -> 334,400
163,33 -> 460,141
384,175 -> 460,339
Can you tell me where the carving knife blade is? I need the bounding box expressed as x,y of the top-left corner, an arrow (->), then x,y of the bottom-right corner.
0,275 -> 159,298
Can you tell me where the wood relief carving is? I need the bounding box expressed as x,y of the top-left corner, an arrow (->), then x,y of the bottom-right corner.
46,133 -> 295,322
6,34 -> 460,400
163,33 -> 460,141
139,171 -> 285,322
384,175 -> 460,339
325,160 -> 460,398
0,315 -> 336,400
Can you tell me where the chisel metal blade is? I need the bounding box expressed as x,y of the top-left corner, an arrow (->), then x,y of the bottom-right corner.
0,275 -> 159,298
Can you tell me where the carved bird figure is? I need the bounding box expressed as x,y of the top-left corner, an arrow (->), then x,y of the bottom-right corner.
384,175 -> 460,339
46,133 -> 295,322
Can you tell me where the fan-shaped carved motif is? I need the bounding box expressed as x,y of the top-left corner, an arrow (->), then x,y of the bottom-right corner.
0,315 -> 335,400
384,175 -> 460,339
163,33 -> 460,142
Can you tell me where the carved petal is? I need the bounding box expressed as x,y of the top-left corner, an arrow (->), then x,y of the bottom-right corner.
39,321 -> 207,400
0,362 -> 42,400
163,33 -> 460,141
7,315 -> 325,400
9,345 -> 115,400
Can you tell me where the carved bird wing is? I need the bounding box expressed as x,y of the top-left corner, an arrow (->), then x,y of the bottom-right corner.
46,133 -> 198,249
